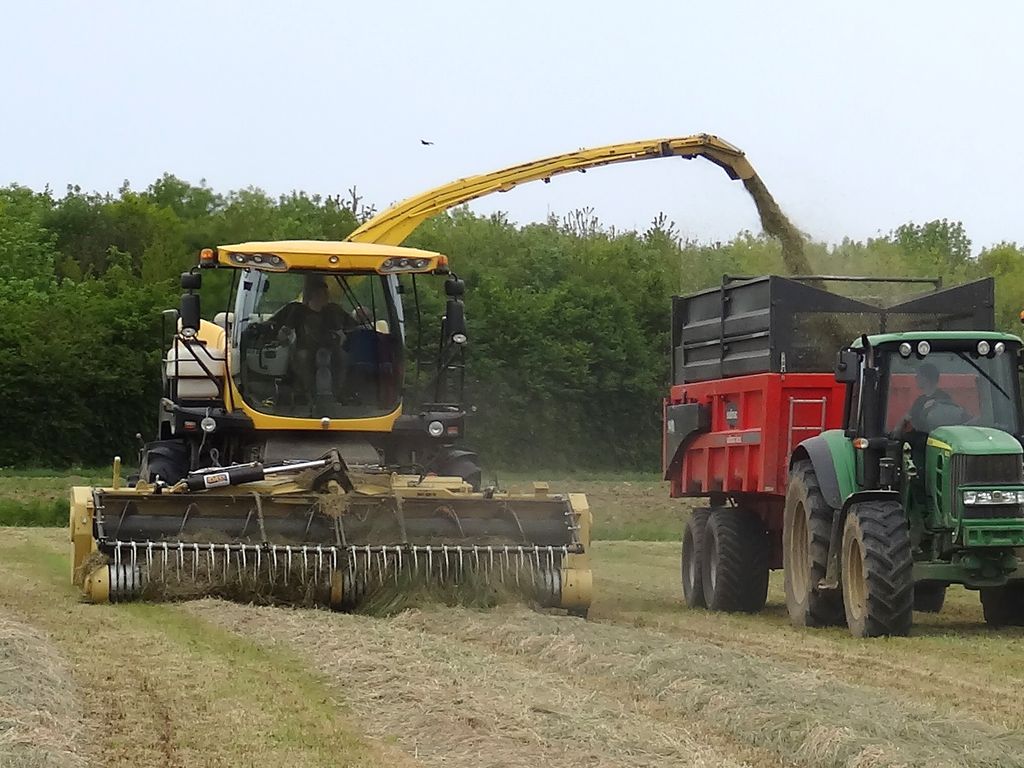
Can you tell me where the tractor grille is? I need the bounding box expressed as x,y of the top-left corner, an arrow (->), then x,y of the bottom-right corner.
952,454 -> 1024,520
950,454 -> 1023,489
961,505 -> 1024,520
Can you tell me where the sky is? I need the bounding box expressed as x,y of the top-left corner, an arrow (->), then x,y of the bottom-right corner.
2,1 -> 1021,251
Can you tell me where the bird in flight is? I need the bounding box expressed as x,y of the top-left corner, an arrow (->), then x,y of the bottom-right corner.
420,139 -> 434,146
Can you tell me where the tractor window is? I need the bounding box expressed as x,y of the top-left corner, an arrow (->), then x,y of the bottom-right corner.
882,349 -> 1020,435
229,269 -> 403,419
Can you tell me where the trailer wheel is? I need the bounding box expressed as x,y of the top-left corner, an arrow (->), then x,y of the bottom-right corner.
980,584 -> 1024,627
681,508 -> 711,608
701,507 -> 769,613
783,461 -> 845,628
841,499 -> 914,637
913,582 -> 947,613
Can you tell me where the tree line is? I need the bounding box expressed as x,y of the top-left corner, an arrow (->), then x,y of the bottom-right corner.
1,175 -> 1022,470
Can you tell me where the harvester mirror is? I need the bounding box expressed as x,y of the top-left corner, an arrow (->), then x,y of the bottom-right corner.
445,299 -> 467,344
445,277 -> 465,298
180,272 -> 202,291
179,293 -> 201,335
835,348 -> 860,383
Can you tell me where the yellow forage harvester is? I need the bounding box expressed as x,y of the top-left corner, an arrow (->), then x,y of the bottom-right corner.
69,240 -> 591,615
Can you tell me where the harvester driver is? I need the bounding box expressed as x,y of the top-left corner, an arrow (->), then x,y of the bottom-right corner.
271,276 -> 353,402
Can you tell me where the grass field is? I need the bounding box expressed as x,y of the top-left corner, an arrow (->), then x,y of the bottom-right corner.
3,472 -> 1024,767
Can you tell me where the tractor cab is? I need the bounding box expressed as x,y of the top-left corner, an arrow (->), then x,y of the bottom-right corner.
844,333 -> 1022,445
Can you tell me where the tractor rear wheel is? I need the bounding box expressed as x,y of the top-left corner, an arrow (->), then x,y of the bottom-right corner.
980,584 -> 1024,627
913,582 -> 947,613
681,508 -> 711,608
783,461 -> 845,628
840,499 -> 914,637
701,507 -> 769,613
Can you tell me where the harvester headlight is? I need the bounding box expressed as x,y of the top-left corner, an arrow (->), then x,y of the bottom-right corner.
233,254 -> 247,264
381,256 -> 434,273
977,340 -> 991,356
427,420 -> 445,437
995,342 -> 1006,355
917,341 -> 931,356
898,342 -> 912,358
452,333 -> 467,345
200,416 -> 217,434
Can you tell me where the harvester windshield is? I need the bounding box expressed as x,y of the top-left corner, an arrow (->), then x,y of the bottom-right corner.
230,269 -> 403,419
881,346 -> 1021,435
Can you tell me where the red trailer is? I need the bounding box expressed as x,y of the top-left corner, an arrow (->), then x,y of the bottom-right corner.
663,275 -> 996,613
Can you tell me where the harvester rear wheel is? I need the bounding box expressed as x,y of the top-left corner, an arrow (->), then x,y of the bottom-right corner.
783,461 -> 845,628
840,499 -> 914,638
681,508 -> 711,608
701,507 -> 769,613
980,584 -> 1024,627
913,582 -> 947,613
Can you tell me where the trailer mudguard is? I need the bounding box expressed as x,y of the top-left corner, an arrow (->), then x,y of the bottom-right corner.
663,402 -> 711,480
790,430 -> 856,510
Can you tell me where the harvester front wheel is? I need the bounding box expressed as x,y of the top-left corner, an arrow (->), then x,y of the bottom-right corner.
913,582 -> 947,613
783,461 -> 845,628
980,584 -> 1024,627
681,508 -> 711,608
840,499 -> 913,638
701,507 -> 769,613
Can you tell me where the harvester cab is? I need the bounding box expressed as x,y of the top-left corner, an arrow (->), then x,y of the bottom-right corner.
69,240 -> 592,615
154,241 -> 477,487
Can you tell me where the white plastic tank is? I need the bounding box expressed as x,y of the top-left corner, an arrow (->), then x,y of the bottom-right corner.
165,339 -> 226,400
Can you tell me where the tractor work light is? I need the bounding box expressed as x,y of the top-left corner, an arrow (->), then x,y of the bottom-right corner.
995,341 -> 1006,355
427,420 -> 445,438
917,340 -> 931,356
962,489 -> 1024,505
898,342 -> 912,358
977,340 -> 991,356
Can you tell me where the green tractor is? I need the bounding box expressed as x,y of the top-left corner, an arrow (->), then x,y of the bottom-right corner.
788,331 -> 1024,636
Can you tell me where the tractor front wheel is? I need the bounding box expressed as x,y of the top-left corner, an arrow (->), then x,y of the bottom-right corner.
840,499 -> 914,637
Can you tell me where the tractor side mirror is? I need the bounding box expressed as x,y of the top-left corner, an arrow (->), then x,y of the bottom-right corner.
181,272 -> 201,290
835,348 -> 860,383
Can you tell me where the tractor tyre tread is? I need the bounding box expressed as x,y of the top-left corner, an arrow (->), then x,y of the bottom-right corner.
913,582 -> 947,613
844,499 -> 914,637
980,584 -> 1024,627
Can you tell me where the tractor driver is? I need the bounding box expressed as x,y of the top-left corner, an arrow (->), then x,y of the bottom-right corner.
903,363 -> 954,434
